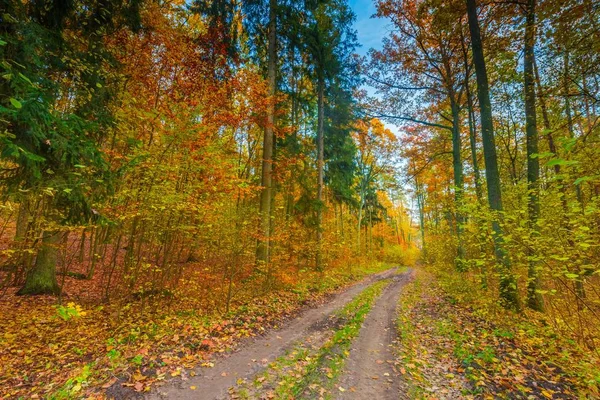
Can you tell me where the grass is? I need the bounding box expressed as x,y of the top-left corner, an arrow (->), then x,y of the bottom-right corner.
289,279 -> 389,398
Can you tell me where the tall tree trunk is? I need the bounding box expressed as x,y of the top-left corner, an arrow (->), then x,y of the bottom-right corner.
524,0 -> 544,312
340,202 -> 345,239
466,0 -> 520,311
15,200 -> 28,243
357,196 -> 364,252
466,78 -> 483,202
256,0 -> 277,265
562,51 -> 583,204
533,59 -> 553,153
315,74 -> 325,270
465,77 -> 488,286
12,199 -> 32,284
460,27 -> 483,203
563,52 -> 575,139
18,230 -> 62,295
416,178 -> 426,250
450,94 -> 466,269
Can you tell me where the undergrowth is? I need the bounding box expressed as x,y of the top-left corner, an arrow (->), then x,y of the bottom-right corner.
435,267 -> 600,397
395,267 -> 593,399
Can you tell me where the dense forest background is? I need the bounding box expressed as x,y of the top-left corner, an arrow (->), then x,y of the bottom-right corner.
0,1 -> 415,396
0,0 -> 414,301
1,0 -> 600,398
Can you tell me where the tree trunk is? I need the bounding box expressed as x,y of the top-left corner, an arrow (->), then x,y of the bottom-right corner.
466,0 -> 520,311
562,51 -> 586,302
340,202 -> 345,239
18,230 -> 62,295
256,0 -> 277,265
450,94 -> 466,270
15,200 -> 28,242
11,199 -> 32,284
416,178 -> 425,250
315,74 -> 325,270
563,51 -> 584,204
465,77 -> 483,202
460,16 -> 483,203
524,0 -> 544,312
357,198 -> 363,252
465,78 -> 488,286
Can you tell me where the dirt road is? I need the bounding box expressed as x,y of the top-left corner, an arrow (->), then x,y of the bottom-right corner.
147,267 -> 412,400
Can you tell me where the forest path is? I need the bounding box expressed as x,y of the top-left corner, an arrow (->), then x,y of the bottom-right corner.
147,267 -> 409,400
335,271 -> 413,400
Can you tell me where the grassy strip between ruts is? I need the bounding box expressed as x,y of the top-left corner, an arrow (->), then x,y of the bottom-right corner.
231,277 -> 393,399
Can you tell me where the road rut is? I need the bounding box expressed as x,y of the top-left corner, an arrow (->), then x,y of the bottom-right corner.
336,270 -> 414,400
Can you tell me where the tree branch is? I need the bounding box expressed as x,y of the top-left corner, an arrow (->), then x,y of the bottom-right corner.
364,73 -> 439,93
366,112 -> 453,131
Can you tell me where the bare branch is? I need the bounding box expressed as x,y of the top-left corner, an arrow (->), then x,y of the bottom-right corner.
364,73 -> 439,93
366,112 -> 453,131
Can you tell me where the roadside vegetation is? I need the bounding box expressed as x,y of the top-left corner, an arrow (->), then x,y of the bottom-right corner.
395,269 -> 599,399
2,0 -> 600,398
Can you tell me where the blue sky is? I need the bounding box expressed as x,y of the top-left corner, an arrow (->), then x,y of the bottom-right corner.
348,0 -> 389,57
348,0 -> 401,135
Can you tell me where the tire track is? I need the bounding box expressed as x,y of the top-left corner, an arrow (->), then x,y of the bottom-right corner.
335,269 -> 414,400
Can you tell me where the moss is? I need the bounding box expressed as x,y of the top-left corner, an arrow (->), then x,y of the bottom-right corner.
17,230 -> 61,296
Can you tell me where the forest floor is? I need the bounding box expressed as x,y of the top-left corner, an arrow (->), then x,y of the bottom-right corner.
0,262 -> 403,399
3,265 -> 596,399
395,270 -> 593,400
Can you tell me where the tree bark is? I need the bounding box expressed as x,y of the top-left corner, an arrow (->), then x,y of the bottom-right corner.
524,0 -> 544,312
11,199 -> 33,284
415,177 -> 426,250
460,26 -> 483,203
465,77 -> 483,202
315,74 -> 325,270
450,93 -> 466,269
357,197 -> 363,252
18,230 -> 62,295
256,0 -> 277,265
466,0 -> 520,311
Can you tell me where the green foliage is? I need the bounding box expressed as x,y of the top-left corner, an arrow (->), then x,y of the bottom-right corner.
55,302 -> 87,322
49,363 -> 92,400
